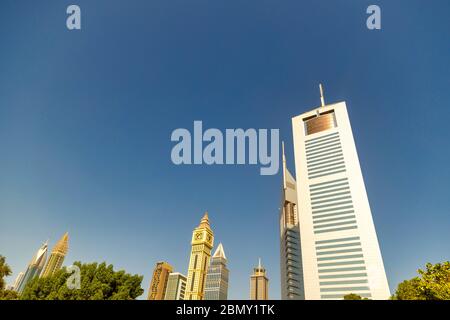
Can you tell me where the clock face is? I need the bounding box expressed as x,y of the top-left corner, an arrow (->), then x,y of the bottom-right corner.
195,233 -> 202,240
206,234 -> 212,242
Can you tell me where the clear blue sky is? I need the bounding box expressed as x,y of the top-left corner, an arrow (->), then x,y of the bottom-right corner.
0,1 -> 449,299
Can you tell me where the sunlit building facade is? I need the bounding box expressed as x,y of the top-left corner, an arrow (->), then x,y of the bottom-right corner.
41,232 -> 69,278
185,212 -> 214,300
147,261 -> 173,300
250,259 -> 269,300
164,272 -> 187,300
291,87 -> 390,299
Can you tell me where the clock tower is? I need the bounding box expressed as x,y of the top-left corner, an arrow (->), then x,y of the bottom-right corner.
185,212 -> 214,300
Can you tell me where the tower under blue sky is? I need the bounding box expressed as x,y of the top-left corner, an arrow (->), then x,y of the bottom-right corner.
0,1 -> 449,299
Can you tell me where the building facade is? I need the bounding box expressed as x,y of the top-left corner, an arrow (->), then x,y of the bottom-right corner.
204,243 -> 229,300
291,87 -> 390,299
250,259 -> 269,300
41,232 -> 69,278
12,272 -> 24,292
164,272 -> 187,300
279,143 -> 304,300
147,261 -> 173,300
16,242 -> 48,294
185,212 -> 214,300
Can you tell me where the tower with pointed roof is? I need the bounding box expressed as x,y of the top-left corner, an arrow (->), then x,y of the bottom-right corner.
279,143 -> 304,299
16,241 -> 48,294
204,243 -> 229,300
185,212 -> 214,300
41,232 -> 69,278
250,258 -> 269,300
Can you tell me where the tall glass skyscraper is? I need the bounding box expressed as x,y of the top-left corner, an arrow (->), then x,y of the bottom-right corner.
204,243 -> 229,300
16,241 -> 48,294
279,143 -> 304,300
290,87 -> 390,299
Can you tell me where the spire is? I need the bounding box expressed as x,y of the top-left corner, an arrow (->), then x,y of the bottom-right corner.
258,258 -> 262,269
282,141 -> 287,189
319,83 -> 325,107
213,243 -> 227,260
53,232 -> 69,255
198,211 -> 210,228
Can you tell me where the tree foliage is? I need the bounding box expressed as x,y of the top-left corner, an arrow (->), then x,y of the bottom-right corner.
0,255 -> 19,300
392,261 -> 450,300
21,261 -> 144,300
0,255 -> 12,290
343,293 -> 369,300
0,289 -> 19,300
343,293 -> 364,300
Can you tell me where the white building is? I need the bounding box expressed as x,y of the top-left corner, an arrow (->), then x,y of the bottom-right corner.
291,86 -> 390,299
164,272 -> 187,300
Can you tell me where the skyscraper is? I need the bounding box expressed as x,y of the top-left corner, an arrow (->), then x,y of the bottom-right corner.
164,272 -> 187,300
16,241 -> 48,294
279,142 -> 304,300
41,232 -> 69,278
147,261 -> 173,300
290,85 -> 390,299
250,258 -> 269,300
204,243 -> 229,300
185,212 -> 214,300
12,272 -> 24,292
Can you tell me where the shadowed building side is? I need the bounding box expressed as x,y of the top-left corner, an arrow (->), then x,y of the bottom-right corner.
280,143 -> 305,300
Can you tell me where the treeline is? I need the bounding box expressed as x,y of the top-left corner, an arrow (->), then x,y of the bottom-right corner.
1,255 -> 449,300
0,256 -> 143,300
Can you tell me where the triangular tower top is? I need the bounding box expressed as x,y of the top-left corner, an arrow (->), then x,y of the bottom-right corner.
213,243 -> 227,260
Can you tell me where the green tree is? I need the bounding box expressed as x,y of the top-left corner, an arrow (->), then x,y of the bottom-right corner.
20,261 -> 144,300
0,255 -> 19,300
0,289 -> 19,300
0,255 -> 12,290
343,293 -> 369,300
392,261 -> 450,300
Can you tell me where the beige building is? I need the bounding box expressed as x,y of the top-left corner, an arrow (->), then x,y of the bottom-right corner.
164,272 -> 187,300
41,232 -> 69,278
185,212 -> 214,300
147,261 -> 173,300
250,258 -> 269,300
